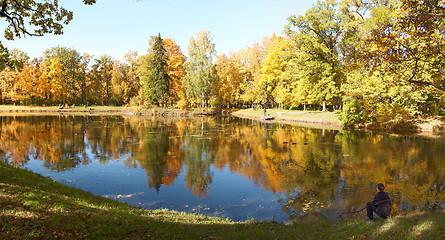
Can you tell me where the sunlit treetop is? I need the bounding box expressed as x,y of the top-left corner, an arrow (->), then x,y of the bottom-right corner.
0,0 -> 96,40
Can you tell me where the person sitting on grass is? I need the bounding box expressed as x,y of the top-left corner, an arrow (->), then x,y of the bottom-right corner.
366,183 -> 391,221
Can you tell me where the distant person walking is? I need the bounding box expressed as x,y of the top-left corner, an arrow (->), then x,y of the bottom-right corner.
263,104 -> 267,116
366,183 -> 391,221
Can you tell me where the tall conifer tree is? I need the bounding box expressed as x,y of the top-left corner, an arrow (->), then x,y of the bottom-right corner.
143,33 -> 170,107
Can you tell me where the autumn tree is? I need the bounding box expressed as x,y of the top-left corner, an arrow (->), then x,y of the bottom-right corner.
30,58 -> 49,104
43,46 -> 82,104
380,0 -> 445,93
0,0 -> 96,69
237,42 -> 267,107
336,0 -> 443,123
259,34 -> 292,109
214,54 -> 243,108
123,51 -> 141,105
163,38 -> 186,106
0,49 -> 28,104
111,58 -> 141,106
372,0 -> 445,114
91,55 -> 114,105
46,58 -> 67,103
79,53 -> 92,105
184,30 -> 216,109
286,0 -> 350,111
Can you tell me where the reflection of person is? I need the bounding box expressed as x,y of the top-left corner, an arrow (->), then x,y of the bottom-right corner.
366,183 -> 391,221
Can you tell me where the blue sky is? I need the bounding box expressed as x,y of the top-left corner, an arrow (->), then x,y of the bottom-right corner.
0,0 -> 317,60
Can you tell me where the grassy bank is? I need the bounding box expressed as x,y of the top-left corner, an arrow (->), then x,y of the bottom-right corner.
1,162 -> 444,239
233,109 -> 445,135
0,105 -> 222,117
233,109 -> 343,128
0,105 -> 125,116
0,105 -> 125,112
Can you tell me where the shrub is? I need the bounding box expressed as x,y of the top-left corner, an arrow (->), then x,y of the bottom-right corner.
337,97 -> 368,125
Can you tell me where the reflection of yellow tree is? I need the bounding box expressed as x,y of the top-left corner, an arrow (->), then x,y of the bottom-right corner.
0,116 -> 89,171
338,132 -> 445,215
163,135 -> 183,186
2,115 -> 444,217
213,123 -> 341,196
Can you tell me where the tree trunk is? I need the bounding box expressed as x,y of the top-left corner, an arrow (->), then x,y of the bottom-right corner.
106,77 -> 110,106
201,118 -> 204,136
72,71 -> 75,105
304,100 -> 306,111
333,95 -> 338,111
201,91 -> 205,109
322,96 -> 327,111
82,79 -> 86,106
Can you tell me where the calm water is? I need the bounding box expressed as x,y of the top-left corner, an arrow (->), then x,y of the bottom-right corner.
1,115 -> 444,222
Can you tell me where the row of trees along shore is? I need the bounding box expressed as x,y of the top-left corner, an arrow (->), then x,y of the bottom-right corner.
0,0 -> 444,125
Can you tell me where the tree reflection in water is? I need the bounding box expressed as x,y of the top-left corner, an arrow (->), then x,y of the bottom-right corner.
0,115 -> 444,222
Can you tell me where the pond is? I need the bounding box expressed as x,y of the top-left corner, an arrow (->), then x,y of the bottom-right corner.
0,115 -> 444,223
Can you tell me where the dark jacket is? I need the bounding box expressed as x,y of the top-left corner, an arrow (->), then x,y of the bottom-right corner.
372,191 -> 391,218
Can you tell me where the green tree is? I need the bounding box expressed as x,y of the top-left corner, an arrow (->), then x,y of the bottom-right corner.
286,0 -> 350,111
141,33 -> 170,107
184,30 -> 216,109
338,0 -> 440,122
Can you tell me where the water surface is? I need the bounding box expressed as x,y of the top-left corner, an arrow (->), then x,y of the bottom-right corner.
1,115 -> 444,222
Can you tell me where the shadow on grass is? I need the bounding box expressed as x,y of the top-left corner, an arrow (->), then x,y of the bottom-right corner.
1,162 -> 444,239
0,162 -> 327,239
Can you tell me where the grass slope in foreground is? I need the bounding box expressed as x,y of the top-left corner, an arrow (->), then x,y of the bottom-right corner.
1,162 -> 444,239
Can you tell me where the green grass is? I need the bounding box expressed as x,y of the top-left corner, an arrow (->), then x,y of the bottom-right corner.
233,109 -> 342,128
1,161 -> 444,239
0,105 -> 126,116
0,105 -> 218,117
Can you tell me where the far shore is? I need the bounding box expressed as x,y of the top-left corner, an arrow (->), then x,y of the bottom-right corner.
0,105 -> 213,117
1,105 -> 445,135
232,108 -> 343,130
233,108 -> 445,136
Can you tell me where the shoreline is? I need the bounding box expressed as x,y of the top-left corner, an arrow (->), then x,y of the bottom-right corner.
1,107 -> 445,238
232,109 -> 343,130
0,105 -> 218,118
1,105 -> 445,135
232,109 -> 445,136
1,161 -> 444,239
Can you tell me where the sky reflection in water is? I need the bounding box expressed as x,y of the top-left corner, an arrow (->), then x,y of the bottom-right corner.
1,115 -> 444,222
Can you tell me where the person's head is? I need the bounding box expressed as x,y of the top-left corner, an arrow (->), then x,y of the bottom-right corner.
376,183 -> 385,192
